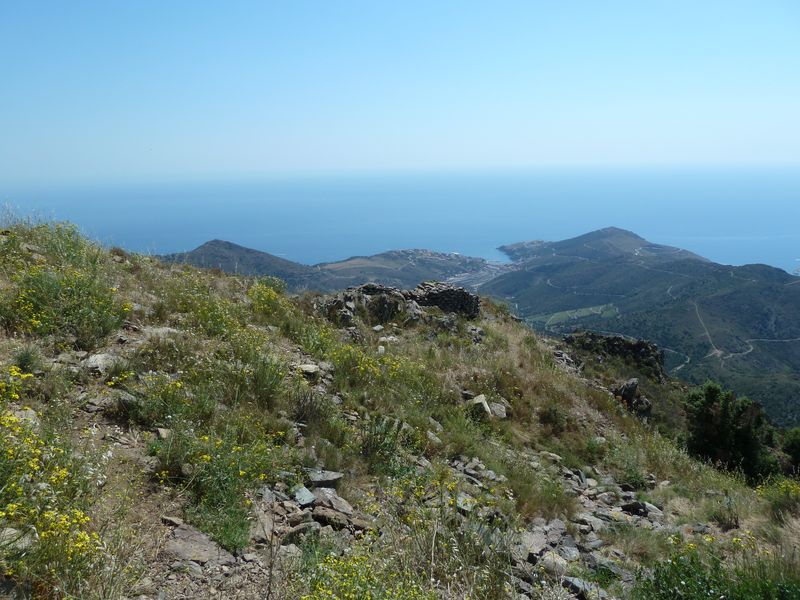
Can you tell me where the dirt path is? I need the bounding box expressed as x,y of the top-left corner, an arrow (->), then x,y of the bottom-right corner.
722,336 -> 800,363
693,302 -> 724,359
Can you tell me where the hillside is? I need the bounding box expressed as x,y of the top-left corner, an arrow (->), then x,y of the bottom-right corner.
498,227 -> 707,264
160,240 -> 321,288
162,241 -> 493,292
1,221 -> 799,599
481,228 -> 800,427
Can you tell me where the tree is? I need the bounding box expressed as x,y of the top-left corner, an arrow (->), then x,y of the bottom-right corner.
783,427 -> 800,472
685,382 -> 778,482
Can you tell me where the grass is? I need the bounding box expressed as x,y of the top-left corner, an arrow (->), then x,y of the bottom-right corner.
600,525 -> 674,566
11,346 -> 42,374
631,534 -> 800,600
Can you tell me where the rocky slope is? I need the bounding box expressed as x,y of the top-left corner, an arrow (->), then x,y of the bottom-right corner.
1,222 -> 798,600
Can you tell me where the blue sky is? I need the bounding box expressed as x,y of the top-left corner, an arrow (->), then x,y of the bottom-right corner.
1,1 -> 799,185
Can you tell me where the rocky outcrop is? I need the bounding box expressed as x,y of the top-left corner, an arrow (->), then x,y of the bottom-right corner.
611,378 -> 653,419
319,284 -> 419,325
319,282 -> 480,326
564,330 -> 667,382
406,282 -> 480,318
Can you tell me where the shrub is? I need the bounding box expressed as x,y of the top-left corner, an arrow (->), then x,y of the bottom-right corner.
365,470 -> 514,599
125,372 -> 209,427
757,476 -> 800,523
248,278 -> 288,318
360,418 -> 411,476
12,346 -> 42,374
783,428 -> 800,472
538,402 -> 568,434
604,438 -> 647,491
684,382 -> 778,482
503,460 -> 576,519
168,272 -> 244,336
707,491 -> 741,531
153,421 -> 298,549
209,348 -> 286,411
3,264 -> 127,350
291,386 -> 334,425
632,544 -> 727,600
0,366 -> 104,594
301,541 -> 435,600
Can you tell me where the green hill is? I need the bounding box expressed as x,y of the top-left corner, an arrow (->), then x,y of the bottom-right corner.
163,241 -> 491,292
481,228 -> 800,427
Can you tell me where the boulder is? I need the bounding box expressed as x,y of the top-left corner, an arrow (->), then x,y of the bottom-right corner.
621,500 -> 662,518
540,551 -> 568,577
249,505 -> 275,543
83,353 -> 117,376
313,487 -> 353,516
562,577 -> 611,600
610,378 -> 653,418
164,524 -> 235,567
456,492 -> 477,513
297,364 -> 321,379
612,378 -> 640,403
489,402 -> 507,419
426,430 -> 443,445
574,512 -> 605,532
519,530 -> 548,560
12,408 -> 39,429
465,395 -> 492,420
320,284 -> 411,325
282,521 -> 321,545
304,468 -> 344,488
311,506 -> 349,530
0,528 -> 33,553
293,485 -> 316,507
406,282 -> 480,318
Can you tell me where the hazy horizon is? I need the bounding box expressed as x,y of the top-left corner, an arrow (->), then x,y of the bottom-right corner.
8,167 -> 799,274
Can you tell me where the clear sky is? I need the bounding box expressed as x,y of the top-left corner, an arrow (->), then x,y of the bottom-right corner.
1,1 -> 799,185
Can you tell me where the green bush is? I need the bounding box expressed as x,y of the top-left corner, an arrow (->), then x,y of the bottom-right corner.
360,418 -> 412,476
685,382 -> 778,482
783,428 -> 800,471
153,419 -> 298,549
538,402 -> 568,434
3,264 -> 127,350
12,345 -> 42,373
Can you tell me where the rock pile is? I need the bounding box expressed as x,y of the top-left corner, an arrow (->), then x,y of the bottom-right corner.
406,281 -> 481,318
610,378 -> 652,419
564,331 -> 667,382
319,282 -> 480,326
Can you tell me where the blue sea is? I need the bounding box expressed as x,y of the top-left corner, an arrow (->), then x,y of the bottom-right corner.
4,168 -> 800,273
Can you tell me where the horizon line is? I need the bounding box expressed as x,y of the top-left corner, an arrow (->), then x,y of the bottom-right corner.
4,162 -> 800,190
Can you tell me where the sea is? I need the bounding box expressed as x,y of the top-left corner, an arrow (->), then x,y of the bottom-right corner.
4,167 -> 799,273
